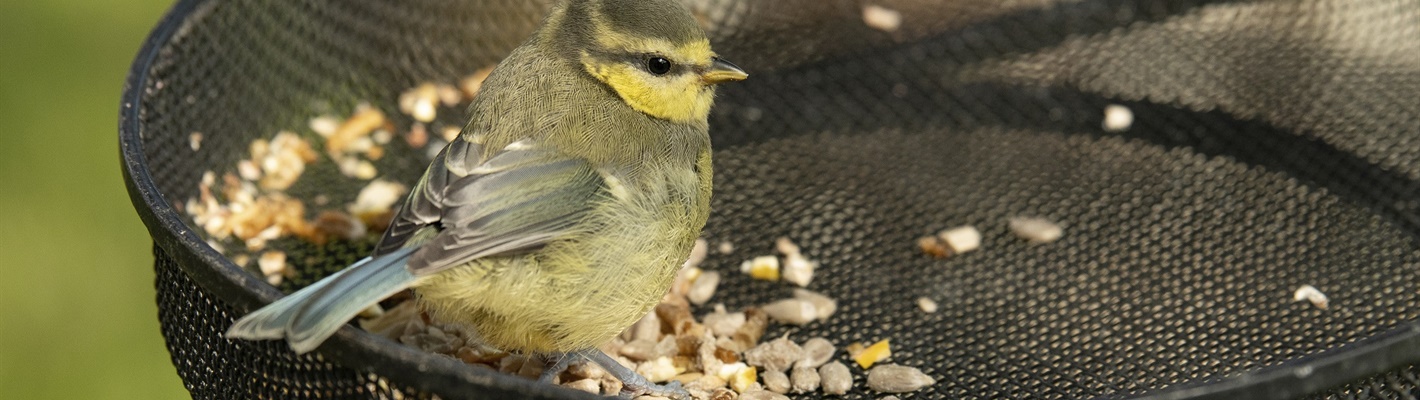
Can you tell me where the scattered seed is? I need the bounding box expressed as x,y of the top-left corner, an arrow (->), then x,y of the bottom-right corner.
797,338 -> 836,368
189,132 -> 203,151
738,390 -> 788,400
853,339 -> 892,369
793,289 -> 837,321
862,5 -> 902,32
258,251 -> 286,282
703,305 -> 746,337
761,369 -> 791,394
866,364 -> 936,393
761,299 -> 816,325
937,225 -> 981,255
436,84 -> 463,107
744,336 -> 802,372
718,241 -> 735,254
917,297 -> 939,313
742,255 -> 780,281
790,365 -> 821,393
1009,217 -> 1064,243
327,107 -> 386,156
348,180 -> 408,225
308,115 -> 340,137
708,387 -> 737,400
688,270 -> 721,305
562,378 -> 601,394
1104,104 -> 1134,132
819,361 -> 853,395
400,83 -> 440,123
1294,285 -> 1329,309
728,363 -> 758,393
637,356 -> 683,383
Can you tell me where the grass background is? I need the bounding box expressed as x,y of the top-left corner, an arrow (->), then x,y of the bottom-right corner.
0,0 -> 191,398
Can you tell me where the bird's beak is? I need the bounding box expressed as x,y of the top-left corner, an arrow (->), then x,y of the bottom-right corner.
701,57 -> 748,85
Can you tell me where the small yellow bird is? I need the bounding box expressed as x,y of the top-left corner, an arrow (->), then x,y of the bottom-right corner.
225,0 -> 746,398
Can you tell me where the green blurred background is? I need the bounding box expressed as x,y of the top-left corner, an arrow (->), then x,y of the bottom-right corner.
0,0 -> 190,398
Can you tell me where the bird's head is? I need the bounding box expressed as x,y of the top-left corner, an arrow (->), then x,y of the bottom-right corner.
549,0 -> 747,124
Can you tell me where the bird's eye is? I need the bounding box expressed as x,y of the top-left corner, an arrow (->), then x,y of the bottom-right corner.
646,57 -> 672,75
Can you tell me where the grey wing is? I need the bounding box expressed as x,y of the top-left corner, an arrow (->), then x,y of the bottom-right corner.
370,137 -> 606,275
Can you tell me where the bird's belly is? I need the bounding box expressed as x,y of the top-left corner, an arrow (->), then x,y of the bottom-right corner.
412,220 -> 693,353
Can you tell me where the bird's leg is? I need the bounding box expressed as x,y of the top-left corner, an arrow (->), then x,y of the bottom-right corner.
578,348 -> 689,400
538,353 -> 574,384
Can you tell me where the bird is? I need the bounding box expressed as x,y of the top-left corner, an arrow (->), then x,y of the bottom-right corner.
224,0 -> 746,398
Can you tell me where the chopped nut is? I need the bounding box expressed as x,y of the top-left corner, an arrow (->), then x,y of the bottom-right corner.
637,356 -> 683,383
866,364 -> 936,393
631,311 -> 662,342
459,67 -> 496,100
715,362 -> 749,382
407,122 -> 429,148
688,271 -> 721,305
797,338 -> 836,368
1104,104 -> 1134,132
937,225 -> 981,255
918,235 -> 949,258
703,305 -> 746,337
311,210 -> 368,242
621,339 -> 659,362
327,107 -> 386,156
738,391 -> 788,400
566,361 -> 605,380
862,5 -> 902,32
236,160 -> 262,181
1009,217 -> 1064,243
761,299 -> 816,325
672,266 -> 701,298
258,251 -> 286,280
793,289 -> 837,321
790,366 -> 820,393
655,301 -> 696,335
685,238 -> 709,268
436,84 -> 463,107
709,388 -> 737,400
687,363 -> 732,388
348,180 -> 408,225
258,132 -> 317,190
819,361 -> 853,395
729,308 -> 768,352
881,396 -> 901,400
1294,285 -> 1329,309
781,254 -> 815,287
718,241 -> 735,254
743,336 -> 802,372
853,339 -> 892,369
917,297 -> 939,313
399,83 -> 440,123
601,374 -> 624,395
309,115 -> 340,137
189,132 -> 203,151
728,364 -> 758,394
741,255 -> 780,281
761,369 -> 791,394
562,378 -> 601,394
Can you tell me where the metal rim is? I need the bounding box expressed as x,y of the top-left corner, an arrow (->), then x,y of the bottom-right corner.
116,1 -> 1420,399
117,0 -> 595,398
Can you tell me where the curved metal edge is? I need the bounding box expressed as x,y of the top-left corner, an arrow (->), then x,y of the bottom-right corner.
1117,323 -> 1420,400
117,2 -> 596,399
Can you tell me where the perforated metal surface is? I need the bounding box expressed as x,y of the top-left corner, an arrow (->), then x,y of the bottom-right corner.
122,0 -> 1420,399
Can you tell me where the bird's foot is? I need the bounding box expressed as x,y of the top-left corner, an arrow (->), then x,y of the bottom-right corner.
579,349 -> 690,400
537,353 -> 574,384
618,380 -> 686,400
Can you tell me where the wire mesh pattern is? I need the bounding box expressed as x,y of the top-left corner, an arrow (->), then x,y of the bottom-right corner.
124,0 -> 1420,398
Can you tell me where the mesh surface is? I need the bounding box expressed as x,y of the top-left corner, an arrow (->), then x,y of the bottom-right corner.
128,0 -> 1420,399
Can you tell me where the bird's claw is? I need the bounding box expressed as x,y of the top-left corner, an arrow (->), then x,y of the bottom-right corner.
619,380 -> 688,400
